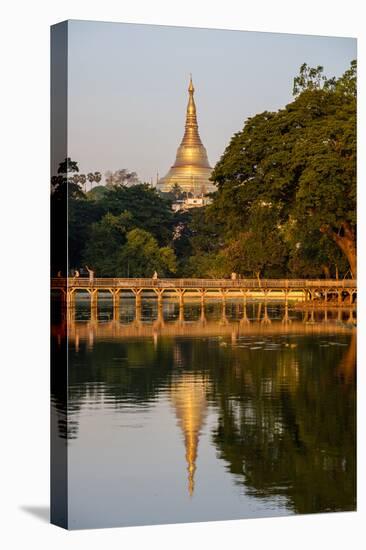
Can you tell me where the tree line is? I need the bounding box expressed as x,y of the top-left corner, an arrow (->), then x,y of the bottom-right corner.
52,61 -> 356,279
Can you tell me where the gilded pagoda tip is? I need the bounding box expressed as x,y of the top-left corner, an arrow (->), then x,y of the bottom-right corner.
157,76 -> 215,196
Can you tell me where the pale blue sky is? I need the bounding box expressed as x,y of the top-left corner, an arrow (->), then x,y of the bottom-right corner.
67,20 -> 356,184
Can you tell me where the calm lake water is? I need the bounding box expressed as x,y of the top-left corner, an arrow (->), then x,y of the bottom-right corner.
52,298 -> 356,529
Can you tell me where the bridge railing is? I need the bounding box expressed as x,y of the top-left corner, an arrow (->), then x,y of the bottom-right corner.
51,277 -> 357,289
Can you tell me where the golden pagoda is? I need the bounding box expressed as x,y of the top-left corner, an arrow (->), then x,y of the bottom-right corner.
170,373 -> 208,496
157,76 -> 215,196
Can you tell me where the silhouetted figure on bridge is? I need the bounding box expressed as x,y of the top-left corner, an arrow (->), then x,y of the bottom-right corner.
85,265 -> 94,284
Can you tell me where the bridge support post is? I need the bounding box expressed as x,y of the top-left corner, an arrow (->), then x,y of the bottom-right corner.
176,289 -> 186,307
199,289 -> 207,323
220,290 -> 229,323
281,290 -> 291,323
178,301 -> 184,322
112,289 -> 120,321
156,301 -> 164,325
241,304 -> 250,324
90,289 -> 98,308
240,290 -> 250,324
282,302 -> 291,324
200,303 -> 206,323
135,304 -> 142,323
133,289 -> 143,308
67,303 -> 75,322
112,289 -> 120,310
256,302 -> 262,322
90,289 -> 98,321
220,291 -> 229,324
200,289 -> 207,306
153,290 -> 164,324
347,309 -> 356,324
154,288 -> 165,307
262,302 -> 271,324
67,288 -> 75,308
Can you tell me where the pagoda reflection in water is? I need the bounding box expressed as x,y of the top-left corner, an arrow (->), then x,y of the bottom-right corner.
170,373 -> 209,496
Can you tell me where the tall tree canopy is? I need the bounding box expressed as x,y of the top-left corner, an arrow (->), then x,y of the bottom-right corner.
210,61 -> 356,277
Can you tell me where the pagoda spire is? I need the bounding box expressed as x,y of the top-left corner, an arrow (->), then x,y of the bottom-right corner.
157,76 -> 215,196
182,75 -> 201,147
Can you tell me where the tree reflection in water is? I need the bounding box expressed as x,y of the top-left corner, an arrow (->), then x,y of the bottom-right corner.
211,331 -> 356,513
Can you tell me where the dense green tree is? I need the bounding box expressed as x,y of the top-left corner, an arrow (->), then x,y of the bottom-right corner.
287,228 -> 349,279
223,203 -> 287,279
118,228 -> 177,277
100,184 -> 174,246
211,61 -> 356,277
66,181 -> 175,273
173,207 -> 226,277
82,212 -> 133,276
86,185 -> 109,202
68,198 -> 105,267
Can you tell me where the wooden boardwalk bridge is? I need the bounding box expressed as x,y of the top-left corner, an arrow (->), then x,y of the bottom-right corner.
51,277 -> 357,310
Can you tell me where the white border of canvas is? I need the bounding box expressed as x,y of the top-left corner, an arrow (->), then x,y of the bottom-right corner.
0,1 -> 364,549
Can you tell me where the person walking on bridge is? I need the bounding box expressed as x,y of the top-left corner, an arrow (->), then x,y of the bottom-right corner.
73,269 -> 80,285
85,265 -> 94,284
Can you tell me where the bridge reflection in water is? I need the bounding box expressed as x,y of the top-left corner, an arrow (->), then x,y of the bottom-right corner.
54,297 -> 356,346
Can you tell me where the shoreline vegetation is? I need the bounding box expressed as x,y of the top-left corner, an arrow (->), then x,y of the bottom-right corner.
52,61 -> 356,285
